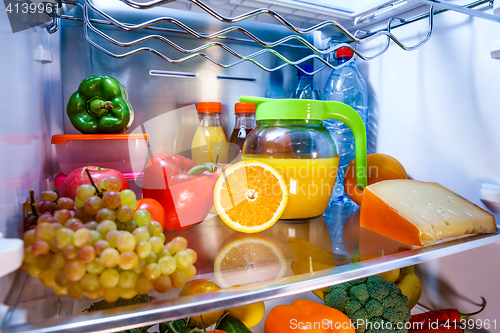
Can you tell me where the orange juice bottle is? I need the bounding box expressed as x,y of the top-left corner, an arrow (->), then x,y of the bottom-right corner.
191,102 -> 228,164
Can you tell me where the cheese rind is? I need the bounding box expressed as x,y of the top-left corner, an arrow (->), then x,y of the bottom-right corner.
360,180 -> 497,246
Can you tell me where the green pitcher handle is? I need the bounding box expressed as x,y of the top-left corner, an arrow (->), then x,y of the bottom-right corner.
324,101 -> 367,190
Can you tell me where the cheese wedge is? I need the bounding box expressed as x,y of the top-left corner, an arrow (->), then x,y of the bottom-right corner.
360,180 -> 497,246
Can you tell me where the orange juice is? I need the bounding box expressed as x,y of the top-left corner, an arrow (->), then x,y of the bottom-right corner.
242,154 -> 339,219
191,126 -> 228,164
191,102 -> 228,164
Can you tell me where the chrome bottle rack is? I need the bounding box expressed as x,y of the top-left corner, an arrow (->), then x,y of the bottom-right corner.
50,0 -> 496,75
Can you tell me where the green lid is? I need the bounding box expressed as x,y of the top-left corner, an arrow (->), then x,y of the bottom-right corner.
239,96 -> 353,121
239,96 -> 368,190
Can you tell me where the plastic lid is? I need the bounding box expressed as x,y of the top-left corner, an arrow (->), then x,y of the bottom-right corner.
239,96 -> 359,121
197,102 -> 222,113
336,47 -> 354,59
234,102 -> 256,114
51,133 -> 150,145
297,64 -> 313,76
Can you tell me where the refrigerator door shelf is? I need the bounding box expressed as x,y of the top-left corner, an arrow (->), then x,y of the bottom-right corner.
0,232 -> 24,279
480,183 -> 500,213
490,40 -> 500,59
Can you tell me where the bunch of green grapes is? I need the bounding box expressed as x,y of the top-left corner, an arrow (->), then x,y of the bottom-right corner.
21,177 -> 198,302
23,189 -> 76,231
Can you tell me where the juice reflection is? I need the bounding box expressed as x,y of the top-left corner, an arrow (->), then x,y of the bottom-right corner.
214,233 -> 286,288
213,216 -> 336,288
267,215 -> 334,262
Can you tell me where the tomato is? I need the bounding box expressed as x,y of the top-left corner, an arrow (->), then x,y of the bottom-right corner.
207,331 -> 227,333
135,198 -> 166,229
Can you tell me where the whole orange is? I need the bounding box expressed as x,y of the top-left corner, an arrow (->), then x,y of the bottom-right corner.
344,153 -> 408,205
179,279 -> 224,328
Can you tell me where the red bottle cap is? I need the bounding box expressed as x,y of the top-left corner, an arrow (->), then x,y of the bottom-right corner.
197,102 -> 222,113
234,102 -> 256,114
336,47 -> 354,59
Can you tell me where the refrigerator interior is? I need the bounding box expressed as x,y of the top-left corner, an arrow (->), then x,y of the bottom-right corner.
1,0 -> 500,332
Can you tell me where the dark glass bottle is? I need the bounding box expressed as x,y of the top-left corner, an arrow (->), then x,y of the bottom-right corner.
229,103 -> 257,162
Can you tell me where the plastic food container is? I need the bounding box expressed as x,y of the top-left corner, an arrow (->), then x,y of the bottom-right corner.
51,134 -> 150,175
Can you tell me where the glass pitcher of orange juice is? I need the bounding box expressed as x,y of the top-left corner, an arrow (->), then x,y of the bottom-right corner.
241,97 -> 367,220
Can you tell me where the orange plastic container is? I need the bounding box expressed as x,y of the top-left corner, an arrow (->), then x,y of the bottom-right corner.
51,134 -> 150,174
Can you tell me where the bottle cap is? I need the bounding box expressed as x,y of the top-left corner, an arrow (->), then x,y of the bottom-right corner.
336,47 -> 354,59
234,102 -> 256,114
197,102 -> 222,113
297,64 -> 313,76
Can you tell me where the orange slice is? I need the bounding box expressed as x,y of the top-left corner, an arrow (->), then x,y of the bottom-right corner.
214,161 -> 288,233
214,233 -> 286,288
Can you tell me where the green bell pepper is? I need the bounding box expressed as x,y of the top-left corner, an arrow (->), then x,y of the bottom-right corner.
67,76 -> 134,134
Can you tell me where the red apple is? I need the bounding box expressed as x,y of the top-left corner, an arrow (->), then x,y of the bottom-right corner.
60,166 -> 128,201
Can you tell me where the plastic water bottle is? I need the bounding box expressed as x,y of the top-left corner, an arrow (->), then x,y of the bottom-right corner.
323,47 -> 369,210
265,70 -> 288,99
289,64 -> 321,100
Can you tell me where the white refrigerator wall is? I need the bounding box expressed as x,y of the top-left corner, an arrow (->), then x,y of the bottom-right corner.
0,12 -> 63,240
357,8 -> 500,332
360,8 -> 500,211
0,7 -> 63,302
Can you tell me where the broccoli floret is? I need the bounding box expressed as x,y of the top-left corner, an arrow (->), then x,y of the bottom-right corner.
367,281 -> 391,302
329,282 -> 352,293
387,282 -> 402,294
366,318 -> 392,333
367,276 -> 386,285
365,299 -> 383,318
351,277 -> 368,286
325,285 -> 349,311
351,309 -> 370,333
383,306 -> 411,326
380,294 -> 400,309
346,300 -> 363,316
350,284 -> 370,305
325,277 -> 411,333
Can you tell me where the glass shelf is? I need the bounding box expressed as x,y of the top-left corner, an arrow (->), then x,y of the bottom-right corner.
2,206 -> 499,333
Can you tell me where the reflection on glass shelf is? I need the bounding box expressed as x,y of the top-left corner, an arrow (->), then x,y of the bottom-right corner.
3,211 -> 500,333
153,213 -> 338,288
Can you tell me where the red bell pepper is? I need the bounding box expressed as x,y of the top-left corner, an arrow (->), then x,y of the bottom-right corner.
408,327 -> 463,333
142,153 -> 219,230
409,298 -> 486,330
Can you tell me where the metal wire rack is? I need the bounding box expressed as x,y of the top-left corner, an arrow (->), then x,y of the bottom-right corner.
51,0 -> 495,75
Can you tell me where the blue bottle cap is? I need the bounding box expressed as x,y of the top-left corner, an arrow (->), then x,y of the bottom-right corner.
297,64 -> 314,77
